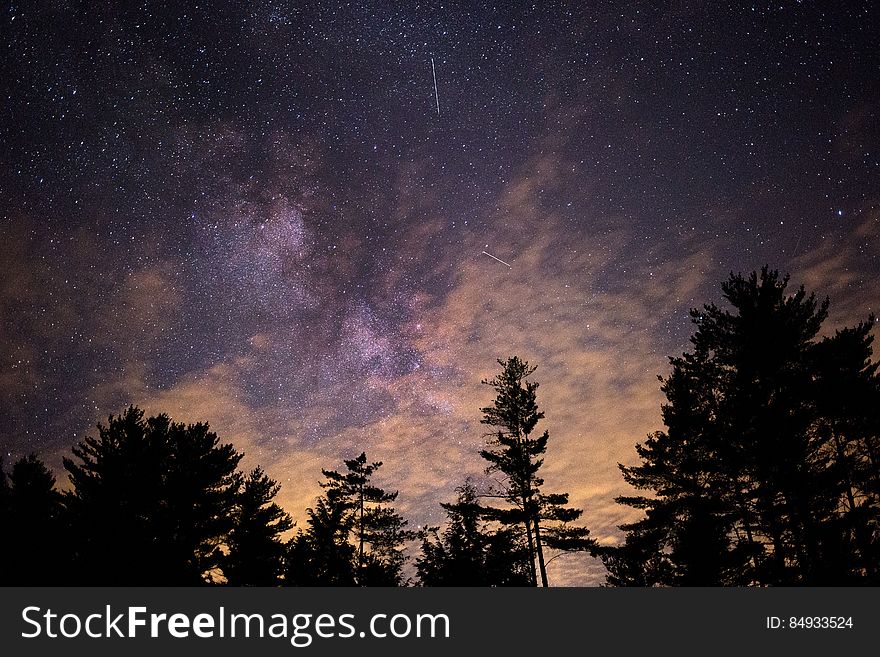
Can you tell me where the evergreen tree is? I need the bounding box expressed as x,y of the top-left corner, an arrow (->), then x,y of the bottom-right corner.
810,319 -> 880,579
286,453 -> 414,586
322,452 -> 414,585
479,357 -> 595,587
0,454 -> 66,585
598,520 -> 675,587
224,467 -> 294,586
285,495 -> 356,585
605,268 -> 880,585
64,406 -> 242,584
417,480 -> 530,585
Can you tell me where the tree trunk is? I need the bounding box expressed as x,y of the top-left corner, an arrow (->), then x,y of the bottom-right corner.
521,495 -> 537,586
533,515 -> 549,587
358,486 -> 365,585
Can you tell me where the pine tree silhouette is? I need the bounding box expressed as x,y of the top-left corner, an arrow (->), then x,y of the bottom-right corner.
604,268 -> 880,585
224,467 -> 294,585
0,454 -> 66,585
286,453 -> 414,586
417,480 -> 530,585
285,494 -> 357,585
479,357 -> 595,586
64,406 -> 242,584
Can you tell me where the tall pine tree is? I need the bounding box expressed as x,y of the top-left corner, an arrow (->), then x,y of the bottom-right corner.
479,357 -> 594,586
605,268 -> 880,585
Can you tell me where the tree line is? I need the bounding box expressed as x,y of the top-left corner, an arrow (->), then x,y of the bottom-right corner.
1,267 -> 878,585
0,353 -> 591,586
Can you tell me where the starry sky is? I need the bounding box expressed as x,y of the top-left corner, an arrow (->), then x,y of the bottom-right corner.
1,2 -> 878,585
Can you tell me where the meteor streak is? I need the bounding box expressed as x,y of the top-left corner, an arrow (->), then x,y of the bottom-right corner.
482,251 -> 512,268
431,57 -> 440,116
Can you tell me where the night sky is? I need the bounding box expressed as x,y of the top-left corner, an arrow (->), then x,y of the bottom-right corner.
1,2 -> 878,584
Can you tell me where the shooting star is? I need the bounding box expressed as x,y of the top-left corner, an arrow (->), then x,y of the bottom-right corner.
431,57 -> 440,116
482,251 -> 512,268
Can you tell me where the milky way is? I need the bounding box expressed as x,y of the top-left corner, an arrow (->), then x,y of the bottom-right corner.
2,2 -> 878,584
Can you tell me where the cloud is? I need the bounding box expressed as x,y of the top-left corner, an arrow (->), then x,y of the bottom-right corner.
7,121 -> 877,587
64,144 -> 725,585
791,205 -> 880,330
392,193 -> 716,583
96,262 -> 183,355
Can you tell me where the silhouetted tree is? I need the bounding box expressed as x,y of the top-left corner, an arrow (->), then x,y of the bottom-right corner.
0,454 -> 66,585
224,467 -> 293,586
64,406 -> 242,584
286,453 -> 414,586
605,267 -> 880,585
417,480 -> 530,585
598,520 -> 675,587
480,357 -> 595,586
810,319 -> 880,579
285,495 -> 356,585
